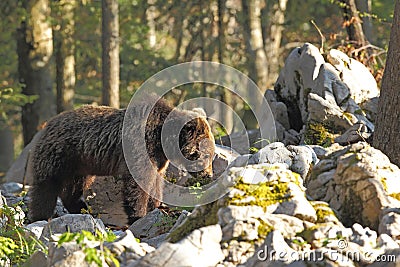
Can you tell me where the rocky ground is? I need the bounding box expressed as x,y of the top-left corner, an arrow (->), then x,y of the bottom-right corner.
2,43 -> 400,267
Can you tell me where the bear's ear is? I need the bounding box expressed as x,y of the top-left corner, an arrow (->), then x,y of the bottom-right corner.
191,108 -> 207,118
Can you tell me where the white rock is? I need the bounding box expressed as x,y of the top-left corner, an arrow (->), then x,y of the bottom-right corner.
245,230 -> 297,266
136,224 -> 225,267
252,142 -> 293,168
328,49 -> 379,104
218,205 -> 265,226
107,230 -> 155,257
40,214 -> 106,241
259,214 -> 306,238
379,212 -> 400,240
377,234 -> 399,250
240,168 -> 268,184
274,183 -> 317,223
24,220 -> 48,239
0,182 -> 23,194
128,208 -> 164,239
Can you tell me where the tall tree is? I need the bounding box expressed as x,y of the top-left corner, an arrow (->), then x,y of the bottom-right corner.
54,0 -> 76,113
263,0 -> 288,88
102,0 -> 120,108
340,0 -> 368,45
356,0 -> 374,42
241,0 -> 288,90
17,0 -> 56,145
218,0 -> 233,133
373,0 -> 400,166
242,0 -> 269,91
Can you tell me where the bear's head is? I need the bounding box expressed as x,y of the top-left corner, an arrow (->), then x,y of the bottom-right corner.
162,110 -> 215,179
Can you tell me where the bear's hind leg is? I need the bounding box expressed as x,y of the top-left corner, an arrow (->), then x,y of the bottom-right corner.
29,179 -> 61,221
60,177 -> 88,214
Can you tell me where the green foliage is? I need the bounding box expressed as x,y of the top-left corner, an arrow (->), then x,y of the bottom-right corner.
188,182 -> 204,200
0,202 -> 47,265
0,86 -> 38,122
57,229 -> 119,267
153,213 -> 180,232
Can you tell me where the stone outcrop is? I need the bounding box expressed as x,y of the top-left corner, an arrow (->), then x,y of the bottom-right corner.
266,43 -> 378,146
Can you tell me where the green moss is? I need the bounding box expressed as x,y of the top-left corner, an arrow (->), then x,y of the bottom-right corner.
381,176 -> 400,201
249,147 -> 259,154
229,178 -> 291,208
354,109 -> 366,116
311,201 -> 337,224
167,201 -> 221,243
381,178 -> 388,192
184,176 -> 213,187
291,172 -> 303,187
257,220 -> 274,238
343,112 -> 354,122
389,193 -> 400,201
304,123 -> 335,147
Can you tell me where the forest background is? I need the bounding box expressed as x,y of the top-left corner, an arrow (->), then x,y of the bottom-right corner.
0,0 -> 394,176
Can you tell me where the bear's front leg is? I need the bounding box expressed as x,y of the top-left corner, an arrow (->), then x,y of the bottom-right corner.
122,170 -> 163,224
29,179 -> 62,222
122,174 -> 151,223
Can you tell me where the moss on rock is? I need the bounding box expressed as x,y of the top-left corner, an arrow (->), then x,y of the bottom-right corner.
311,201 -> 338,224
167,201 -> 222,243
228,178 -> 291,209
257,220 -> 274,238
304,123 -> 336,147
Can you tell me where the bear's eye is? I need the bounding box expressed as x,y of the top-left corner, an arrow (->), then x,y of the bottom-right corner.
189,151 -> 200,159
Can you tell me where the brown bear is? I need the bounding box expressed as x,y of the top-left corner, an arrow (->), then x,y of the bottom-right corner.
28,97 -> 215,223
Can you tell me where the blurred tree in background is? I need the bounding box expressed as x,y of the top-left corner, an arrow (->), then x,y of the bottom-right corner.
0,0 -> 395,173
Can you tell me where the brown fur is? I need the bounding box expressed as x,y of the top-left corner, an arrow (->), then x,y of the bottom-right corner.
28,98 -> 214,223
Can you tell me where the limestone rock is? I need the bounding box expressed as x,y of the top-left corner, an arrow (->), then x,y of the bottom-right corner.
135,225 -> 225,267
306,142 -> 400,231
128,208 -> 165,239
24,220 -> 48,239
273,183 -> 317,223
273,43 -> 375,146
5,130 -> 43,185
22,251 -> 47,267
106,230 -> 155,258
0,182 -> 23,194
334,122 -> 372,145
327,49 -> 379,105
40,214 -> 106,242
251,142 -> 293,167
244,230 -> 297,266
287,145 -> 318,178
379,211 -> 400,240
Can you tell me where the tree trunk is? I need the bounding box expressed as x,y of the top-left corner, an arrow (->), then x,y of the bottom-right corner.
218,0 -> 233,133
340,0 -> 368,45
356,0 -> 374,43
102,0 -> 120,108
241,0 -> 269,91
17,0 -> 56,145
263,0 -> 288,88
0,120 -> 14,175
373,0 -> 400,166
55,0 -> 76,113
146,0 -> 157,48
